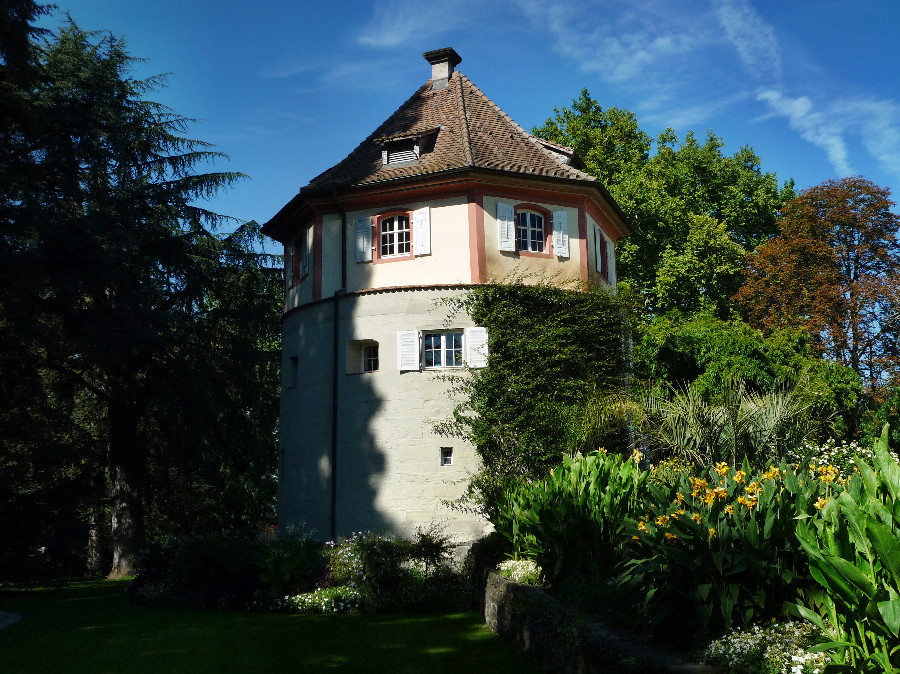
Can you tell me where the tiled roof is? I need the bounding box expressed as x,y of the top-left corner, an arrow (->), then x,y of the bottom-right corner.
299,71 -> 598,196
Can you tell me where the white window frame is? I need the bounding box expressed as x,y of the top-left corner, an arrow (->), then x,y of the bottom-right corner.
516,210 -> 545,253
423,330 -> 464,369
379,214 -> 411,258
440,447 -> 453,466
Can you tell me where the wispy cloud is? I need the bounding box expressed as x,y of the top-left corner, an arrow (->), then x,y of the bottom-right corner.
711,0 -> 781,84
516,0 -> 711,84
757,90 -> 853,176
357,0 -> 471,47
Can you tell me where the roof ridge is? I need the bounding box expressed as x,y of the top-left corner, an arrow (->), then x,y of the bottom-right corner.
456,73 -> 596,180
453,72 -> 475,167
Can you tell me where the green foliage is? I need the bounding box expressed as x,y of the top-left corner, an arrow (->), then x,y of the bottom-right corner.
534,91 -> 794,312
653,215 -> 748,318
791,426 -> 900,672
259,528 -> 325,598
0,11 -> 280,578
325,527 -> 468,612
439,280 -> 628,514
623,459 -> 832,638
633,313 -> 862,410
639,378 -> 818,468
702,621 -> 828,674
495,450 -> 649,582
128,532 -> 267,609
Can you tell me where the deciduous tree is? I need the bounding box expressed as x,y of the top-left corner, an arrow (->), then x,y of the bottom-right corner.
737,177 -> 900,395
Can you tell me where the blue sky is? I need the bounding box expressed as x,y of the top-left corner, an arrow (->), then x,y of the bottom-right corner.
43,0 -> 900,233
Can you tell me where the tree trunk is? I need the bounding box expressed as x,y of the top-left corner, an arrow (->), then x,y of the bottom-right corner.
107,395 -> 142,579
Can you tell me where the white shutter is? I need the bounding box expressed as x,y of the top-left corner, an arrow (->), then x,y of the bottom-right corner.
594,226 -> 603,273
413,207 -> 431,256
355,216 -> 372,262
465,327 -> 489,368
397,330 -> 420,371
552,210 -> 569,258
285,243 -> 293,288
607,235 -> 615,283
497,201 -> 515,252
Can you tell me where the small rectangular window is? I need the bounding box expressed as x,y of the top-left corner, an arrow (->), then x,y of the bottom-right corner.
285,355 -> 298,388
362,343 -> 379,372
347,340 -> 379,374
440,447 -> 453,466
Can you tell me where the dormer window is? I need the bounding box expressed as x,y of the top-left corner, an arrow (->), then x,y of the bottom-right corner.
378,128 -> 440,167
384,139 -> 418,165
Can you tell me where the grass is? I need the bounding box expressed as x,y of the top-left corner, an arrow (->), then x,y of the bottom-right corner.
0,580 -> 541,673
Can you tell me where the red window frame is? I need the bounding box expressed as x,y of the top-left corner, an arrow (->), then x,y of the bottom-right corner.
513,203 -> 553,258
372,210 -> 415,264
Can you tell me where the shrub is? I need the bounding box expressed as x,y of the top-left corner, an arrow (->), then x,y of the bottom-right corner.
259,527 -> 324,598
497,559 -> 542,585
128,532 -> 265,609
791,425 -> 900,672
494,448 -> 649,583
702,621 -> 828,674
622,457 -> 834,638
278,585 -> 362,614
325,526 -> 468,612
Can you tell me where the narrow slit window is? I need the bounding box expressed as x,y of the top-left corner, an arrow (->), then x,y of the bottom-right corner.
440,447 -> 453,466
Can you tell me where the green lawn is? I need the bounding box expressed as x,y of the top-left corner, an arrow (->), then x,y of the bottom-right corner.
0,580 -> 541,673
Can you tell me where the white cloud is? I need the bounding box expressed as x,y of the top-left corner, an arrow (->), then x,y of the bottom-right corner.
357,0 -> 470,47
516,0 -> 711,83
757,90 -> 853,176
711,0 -> 781,84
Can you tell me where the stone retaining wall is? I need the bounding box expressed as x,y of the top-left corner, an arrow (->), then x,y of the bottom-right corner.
483,571 -> 718,674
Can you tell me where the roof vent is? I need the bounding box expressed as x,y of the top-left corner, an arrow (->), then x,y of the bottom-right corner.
423,47 -> 461,91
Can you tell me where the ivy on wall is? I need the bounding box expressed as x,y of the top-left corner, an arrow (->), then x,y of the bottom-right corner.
438,280 -> 629,516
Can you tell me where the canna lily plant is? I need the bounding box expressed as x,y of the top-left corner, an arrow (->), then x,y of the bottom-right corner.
791,425 -> 900,673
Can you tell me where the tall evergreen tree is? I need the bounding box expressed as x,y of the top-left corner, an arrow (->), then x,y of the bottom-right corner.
1,17 -> 279,578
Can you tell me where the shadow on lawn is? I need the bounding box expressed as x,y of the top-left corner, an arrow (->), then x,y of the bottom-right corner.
0,580 -> 540,674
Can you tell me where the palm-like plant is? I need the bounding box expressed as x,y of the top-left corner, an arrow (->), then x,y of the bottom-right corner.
577,376 -> 822,468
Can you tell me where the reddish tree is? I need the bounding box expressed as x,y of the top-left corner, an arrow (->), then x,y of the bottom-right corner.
737,177 -> 900,393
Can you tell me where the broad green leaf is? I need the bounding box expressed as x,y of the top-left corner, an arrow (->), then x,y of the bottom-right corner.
877,597 -> 900,637
867,518 -> 900,591
828,555 -> 877,598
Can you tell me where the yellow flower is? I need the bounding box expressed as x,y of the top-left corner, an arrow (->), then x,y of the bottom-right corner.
714,487 -> 728,500
737,496 -> 758,510
702,489 -> 717,506
818,466 -> 838,484
745,481 -> 762,496
664,532 -> 678,542
715,462 -> 730,477
733,470 -> 746,484
631,449 -> 644,463
708,528 -> 717,540
656,515 -> 670,527
638,520 -> 648,532
815,497 -> 828,510
632,535 -> 641,543
598,447 -> 608,454
690,477 -> 709,497
691,513 -> 702,524
762,466 -> 780,481
725,504 -> 734,516
676,492 -> 685,504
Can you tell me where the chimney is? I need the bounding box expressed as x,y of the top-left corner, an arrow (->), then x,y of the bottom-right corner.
423,47 -> 462,91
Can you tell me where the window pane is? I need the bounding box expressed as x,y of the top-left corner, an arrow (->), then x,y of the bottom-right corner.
446,332 -> 463,366
424,333 -> 440,367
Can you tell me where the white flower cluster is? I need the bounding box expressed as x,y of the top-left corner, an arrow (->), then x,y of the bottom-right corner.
496,559 -> 542,585
703,621 -> 828,674
278,586 -> 362,614
791,438 -> 899,477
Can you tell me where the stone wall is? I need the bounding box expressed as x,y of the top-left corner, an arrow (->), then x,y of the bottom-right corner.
483,571 -> 719,674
